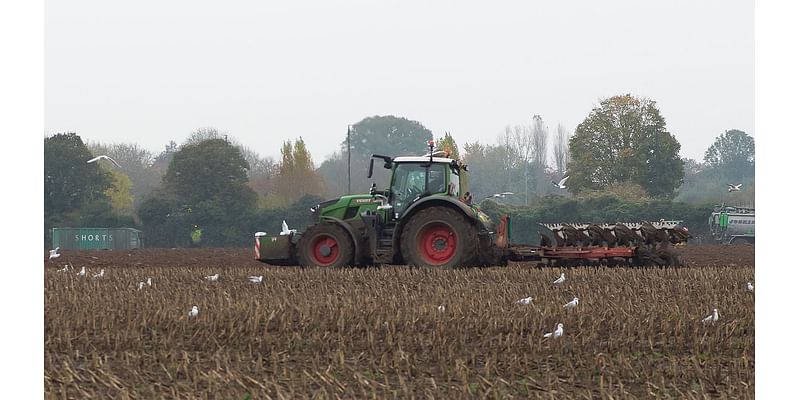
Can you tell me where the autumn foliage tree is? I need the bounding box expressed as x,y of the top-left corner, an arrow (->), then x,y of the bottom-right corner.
435,132 -> 460,159
273,138 -> 325,206
567,94 -> 684,199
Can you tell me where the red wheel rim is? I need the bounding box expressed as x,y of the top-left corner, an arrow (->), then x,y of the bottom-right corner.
311,234 -> 339,266
417,223 -> 458,265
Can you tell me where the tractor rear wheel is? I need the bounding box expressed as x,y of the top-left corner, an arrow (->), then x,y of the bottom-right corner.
298,223 -> 354,267
401,207 -> 478,268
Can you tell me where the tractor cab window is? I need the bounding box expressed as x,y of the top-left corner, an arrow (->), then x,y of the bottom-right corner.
390,163 -> 448,216
448,166 -> 460,197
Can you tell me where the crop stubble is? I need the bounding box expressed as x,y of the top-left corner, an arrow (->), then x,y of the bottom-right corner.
45,246 -> 755,399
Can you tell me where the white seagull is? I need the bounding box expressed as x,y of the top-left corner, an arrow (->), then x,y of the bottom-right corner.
438,305 -> 446,312
563,297 -> 579,309
516,296 -> 533,305
49,247 -> 61,260
280,220 -> 296,236
87,155 -> 122,168
138,277 -> 152,290
702,308 -> 719,324
77,266 -> 86,278
746,282 -> 754,292
551,176 -> 569,189
92,269 -> 105,279
188,306 -> 199,318
544,323 -> 564,339
205,273 -> 219,282
248,275 -> 263,283
727,183 -> 742,192
553,272 -> 566,285
58,264 -> 69,272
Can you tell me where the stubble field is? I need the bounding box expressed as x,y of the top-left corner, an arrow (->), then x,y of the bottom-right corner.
44,245 -> 755,399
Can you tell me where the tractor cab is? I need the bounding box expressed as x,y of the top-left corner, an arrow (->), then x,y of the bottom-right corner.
385,156 -> 462,219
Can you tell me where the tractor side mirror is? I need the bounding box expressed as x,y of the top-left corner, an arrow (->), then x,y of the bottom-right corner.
368,158 -> 375,179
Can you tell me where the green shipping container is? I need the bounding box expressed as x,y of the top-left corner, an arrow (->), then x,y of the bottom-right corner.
52,227 -> 143,250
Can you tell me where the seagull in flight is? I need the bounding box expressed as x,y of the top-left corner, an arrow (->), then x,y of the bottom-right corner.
205,273 -> 219,282
92,269 -> 105,279
188,306 -> 199,318
77,266 -> 86,278
544,323 -> 564,339
727,183 -> 742,192
516,296 -> 533,305
552,272 -> 566,285
248,275 -> 263,283
438,305 -> 446,312
702,308 -> 719,324
49,247 -> 61,261
563,297 -> 579,309
87,155 -> 122,168
280,220 -> 296,236
746,282 -> 754,292
551,176 -> 569,189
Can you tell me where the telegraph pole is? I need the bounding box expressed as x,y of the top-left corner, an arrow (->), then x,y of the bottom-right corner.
347,125 -> 352,194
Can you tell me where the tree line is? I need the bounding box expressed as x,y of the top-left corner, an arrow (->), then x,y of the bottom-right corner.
44,93 -> 755,248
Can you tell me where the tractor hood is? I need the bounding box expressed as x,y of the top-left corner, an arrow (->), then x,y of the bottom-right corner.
310,195 -> 384,220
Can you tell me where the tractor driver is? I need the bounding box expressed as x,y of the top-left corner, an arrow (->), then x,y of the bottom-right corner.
428,169 -> 446,194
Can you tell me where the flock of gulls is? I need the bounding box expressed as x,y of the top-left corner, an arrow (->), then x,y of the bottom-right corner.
54,262 -> 268,319
496,271 -> 748,339
49,251 -> 754,328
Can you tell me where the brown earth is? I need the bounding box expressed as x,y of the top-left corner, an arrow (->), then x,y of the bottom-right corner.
44,245 -> 755,399
45,243 -> 755,269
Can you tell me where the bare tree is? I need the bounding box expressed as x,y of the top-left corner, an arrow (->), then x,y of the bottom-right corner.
552,123 -> 571,176
531,115 -> 549,170
506,124 -> 534,204
183,127 -> 224,146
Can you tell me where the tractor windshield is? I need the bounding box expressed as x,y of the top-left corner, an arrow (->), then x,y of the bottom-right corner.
391,163 -> 448,215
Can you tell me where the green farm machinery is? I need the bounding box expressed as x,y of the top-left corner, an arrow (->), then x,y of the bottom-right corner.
255,141 -> 690,268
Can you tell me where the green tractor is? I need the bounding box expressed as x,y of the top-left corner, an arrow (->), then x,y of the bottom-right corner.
255,141 -> 505,268
254,142 -> 690,268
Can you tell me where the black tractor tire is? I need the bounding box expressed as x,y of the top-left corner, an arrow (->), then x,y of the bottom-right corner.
400,207 -> 479,268
297,223 -> 354,267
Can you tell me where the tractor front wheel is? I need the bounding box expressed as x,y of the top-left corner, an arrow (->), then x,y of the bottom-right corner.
298,223 -> 354,267
401,207 -> 478,268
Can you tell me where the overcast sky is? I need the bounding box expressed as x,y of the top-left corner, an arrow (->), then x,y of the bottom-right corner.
45,0 -> 753,165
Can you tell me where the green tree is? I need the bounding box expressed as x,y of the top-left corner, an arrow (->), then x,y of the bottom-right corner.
164,139 -> 253,207
153,138 -> 258,246
44,133 -> 114,244
567,94 -> 684,199
703,129 -> 755,182
45,133 -> 113,217
348,115 -> 434,157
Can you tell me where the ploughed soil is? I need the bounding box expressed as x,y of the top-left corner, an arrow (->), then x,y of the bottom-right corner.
44,244 -> 755,269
